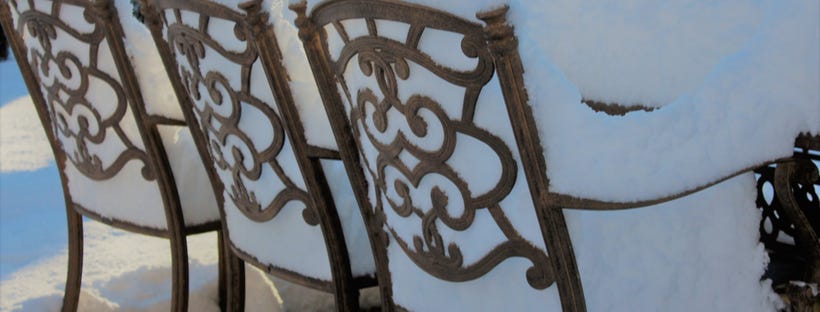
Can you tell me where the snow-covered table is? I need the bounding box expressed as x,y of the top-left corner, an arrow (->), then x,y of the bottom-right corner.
283,0 -> 818,311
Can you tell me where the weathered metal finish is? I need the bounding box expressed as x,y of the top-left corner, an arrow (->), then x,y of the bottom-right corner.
139,0 -> 373,310
774,158 -> 820,283
755,139 -> 819,310
756,145 -> 820,282
293,0 -> 820,310
478,7 -> 586,311
293,1 -> 578,310
0,1 -> 223,311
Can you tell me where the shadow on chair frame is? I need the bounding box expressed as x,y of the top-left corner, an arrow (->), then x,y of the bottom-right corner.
0,1 -> 225,311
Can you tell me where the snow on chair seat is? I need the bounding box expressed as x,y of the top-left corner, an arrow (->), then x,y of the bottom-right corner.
294,2 -> 578,310
138,0 -> 377,310
0,0 -> 222,311
293,0 -> 817,310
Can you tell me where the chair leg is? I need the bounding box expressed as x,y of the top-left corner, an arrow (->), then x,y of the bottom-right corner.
218,230 -> 227,311
61,209 -> 83,312
221,231 -> 245,312
169,231 -> 189,312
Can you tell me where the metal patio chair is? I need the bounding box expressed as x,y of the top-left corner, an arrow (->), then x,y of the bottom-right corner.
138,0 -> 377,310
292,0 -> 819,310
0,0 -> 223,311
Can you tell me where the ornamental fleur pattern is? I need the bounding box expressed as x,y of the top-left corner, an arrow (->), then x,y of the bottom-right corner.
327,14 -> 554,289
158,4 -> 313,223
13,0 -> 151,180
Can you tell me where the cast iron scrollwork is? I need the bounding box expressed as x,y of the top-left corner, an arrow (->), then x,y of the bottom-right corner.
329,15 -> 554,289
756,146 -> 820,284
14,2 -> 152,180
160,6 -> 314,224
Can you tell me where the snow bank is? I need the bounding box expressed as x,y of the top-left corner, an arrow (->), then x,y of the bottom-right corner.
300,0 -> 819,202
289,0 -> 807,310
521,0 -> 820,201
0,96 -> 53,172
566,173 -> 779,311
114,0 -> 184,120
0,221 -> 282,312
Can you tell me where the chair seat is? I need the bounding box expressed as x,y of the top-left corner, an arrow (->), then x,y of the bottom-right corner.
224,159 -> 375,280
160,126 -> 221,228
65,125 -> 220,230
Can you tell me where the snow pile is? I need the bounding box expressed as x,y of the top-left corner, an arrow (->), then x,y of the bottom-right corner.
300,0 -> 819,202
0,221 -> 283,312
269,0 -> 338,150
113,0 -> 184,120
566,173 -> 780,311
212,0 -> 337,149
519,0 -> 820,201
0,96 -> 53,172
288,0 -> 811,310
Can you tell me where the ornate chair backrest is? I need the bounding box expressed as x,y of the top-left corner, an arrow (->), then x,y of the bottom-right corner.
294,1 -> 584,310
0,0 -> 191,233
139,0 -> 358,288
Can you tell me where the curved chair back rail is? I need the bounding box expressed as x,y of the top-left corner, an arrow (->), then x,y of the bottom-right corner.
293,1 -> 585,310
138,0 -> 375,310
0,1 -> 222,311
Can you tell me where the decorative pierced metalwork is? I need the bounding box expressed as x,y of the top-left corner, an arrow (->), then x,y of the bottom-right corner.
294,1 -> 574,309
147,0 -> 315,223
1,1 -> 225,311
329,8 -> 553,289
756,143 -> 820,286
13,0 -> 151,181
141,0 -> 372,310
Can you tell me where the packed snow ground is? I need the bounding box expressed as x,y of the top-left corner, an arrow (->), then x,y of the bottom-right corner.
0,49 -> 363,312
0,96 -> 52,173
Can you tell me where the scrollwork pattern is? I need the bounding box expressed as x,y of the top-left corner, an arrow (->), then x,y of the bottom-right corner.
331,19 -> 554,289
756,149 -> 820,283
161,7 -> 313,223
14,2 -> 151,180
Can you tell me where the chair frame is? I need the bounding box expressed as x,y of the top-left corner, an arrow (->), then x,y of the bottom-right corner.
138,0 -> 377,310
0,1 -> 224,311
293,0 -> 820,310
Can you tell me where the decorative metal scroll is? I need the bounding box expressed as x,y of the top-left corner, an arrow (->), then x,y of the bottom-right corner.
10,0 -> 152,181
297,3 -> 553,290
150,1 -> 314,223
756,145 -> 820,284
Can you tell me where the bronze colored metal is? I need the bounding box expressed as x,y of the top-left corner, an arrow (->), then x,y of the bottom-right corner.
0,1 -> 224,311
294,0 -> 819,310
138,0 -> 375,310
294,1 -> 577,310
756,143 -> 820,283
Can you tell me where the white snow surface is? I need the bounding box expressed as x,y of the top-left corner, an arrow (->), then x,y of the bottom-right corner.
0,221 -> 282,312
4,0 -> 815,310
565,173 -> 779,311
522,0 -> 820,202
211,0 -> 337,149
302,0 -> 819,202
0,96 -> 53,172
294,0 -> 802,310
114,0 -> 185,121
